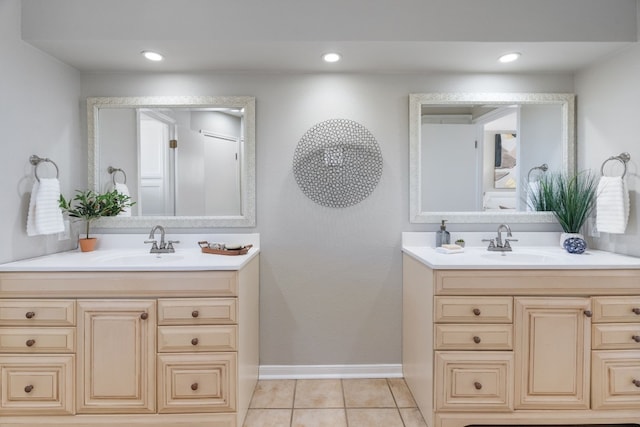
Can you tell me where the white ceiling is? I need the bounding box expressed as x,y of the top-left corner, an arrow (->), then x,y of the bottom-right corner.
21,0 -> 640,74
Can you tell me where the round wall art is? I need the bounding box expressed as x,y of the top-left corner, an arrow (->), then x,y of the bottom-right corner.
293,119 -> 383,208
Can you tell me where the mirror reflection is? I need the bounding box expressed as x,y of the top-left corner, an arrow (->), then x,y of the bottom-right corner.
409,93 -> 575,224
89,96 -> 255,228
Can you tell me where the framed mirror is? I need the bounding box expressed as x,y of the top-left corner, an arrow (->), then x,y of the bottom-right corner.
409,92 -> 575,224
88,96 -> 255,228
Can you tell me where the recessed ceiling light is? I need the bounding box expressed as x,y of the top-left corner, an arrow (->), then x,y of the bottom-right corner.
322,52 -> 342,63
141,51 -> 164,61
498,52 -> 521,63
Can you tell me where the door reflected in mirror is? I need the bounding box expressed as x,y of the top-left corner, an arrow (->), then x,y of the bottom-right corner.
89,96 -> 255,228
409,93 -> 575,224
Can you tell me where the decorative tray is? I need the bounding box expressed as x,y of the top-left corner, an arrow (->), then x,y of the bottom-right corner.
198,241 -> 252,256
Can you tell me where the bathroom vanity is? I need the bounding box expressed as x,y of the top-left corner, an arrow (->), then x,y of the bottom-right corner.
0,235 -> 259,427
402,233 -> 640,427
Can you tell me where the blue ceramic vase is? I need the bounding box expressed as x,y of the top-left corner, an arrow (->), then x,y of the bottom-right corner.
563,237 -> 587,254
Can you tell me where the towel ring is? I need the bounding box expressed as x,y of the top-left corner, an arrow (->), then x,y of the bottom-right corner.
108,166 -> 127,185
527,163 -> 548,183
600,152 -> 631,178
29,155 -> 59,182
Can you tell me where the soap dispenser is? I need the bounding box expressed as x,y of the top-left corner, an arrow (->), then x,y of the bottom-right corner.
435,220 -> 450,247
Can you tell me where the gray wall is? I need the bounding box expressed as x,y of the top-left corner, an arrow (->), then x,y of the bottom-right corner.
81,72 -> 572,365
0,0 -> 81,264
575,43 -> 640,257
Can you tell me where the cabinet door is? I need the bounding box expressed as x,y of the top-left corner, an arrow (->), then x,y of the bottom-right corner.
514,297 -> 591,409
77,300 -> 156,414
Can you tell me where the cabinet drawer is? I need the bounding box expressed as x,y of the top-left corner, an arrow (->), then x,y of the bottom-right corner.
158,298 -> 237,325
0,354 -> 74,415
592,324 -> 640,350
0,327 -> 75,353
435,324 -> 513,350
435,351 -> 513,411
435,297 -> 513,323
592,351 -> 640,410
592,296 -> 640,323
157,353 -> 237,413
158,325 -> 237,352
0,300 -> 75,326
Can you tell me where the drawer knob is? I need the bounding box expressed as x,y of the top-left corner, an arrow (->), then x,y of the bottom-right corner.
633,379 -> 640,387
192,310 -> 199,318
473,336 -> 481,344
474,382 -> 482,390
25,339 -> 36,347
140,312 -> 149,320
632,308 -> 640,315
583,310 -> 593,318
191,338 -> 199,346
24,385 -> 34,393
25,311 -> 35,319
472,308 -> 481,316
632,335 -> 640,343
191,383 -> 198,391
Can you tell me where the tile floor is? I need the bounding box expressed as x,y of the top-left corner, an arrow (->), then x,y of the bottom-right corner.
243,378 -> 427,427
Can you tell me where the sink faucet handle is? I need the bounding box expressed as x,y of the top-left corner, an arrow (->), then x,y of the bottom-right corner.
482,238 -> 496,248
167,240 -> 180,250
504,238 -> 518,249
144,240 -> 158,250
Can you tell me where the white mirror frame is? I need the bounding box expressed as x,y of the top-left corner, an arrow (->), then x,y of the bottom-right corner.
409,92 -> 575,224
88,96 -> 256,228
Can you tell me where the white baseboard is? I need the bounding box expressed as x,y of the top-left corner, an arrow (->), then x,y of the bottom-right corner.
259,364 -> 403,380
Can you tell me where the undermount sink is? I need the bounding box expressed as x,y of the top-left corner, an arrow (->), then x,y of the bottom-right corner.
93,252 -> 186,265
480,251 -> 555,264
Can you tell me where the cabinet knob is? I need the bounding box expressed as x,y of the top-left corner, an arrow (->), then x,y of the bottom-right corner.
632,335 -> 640,343
472,308 -> 481,316
474,382 -> 482,390
25,339 -> 36,347
473,336 -> 481,344
191,338 -> 199,346
192,310 -> 199,318
140,312 -> 149,320
191,383 -> 198,391
24,385 -> 34,393
583,310 -> 593,318
632,308 -> 640,315
632,379 -> 640,387
25,311 -> 35,319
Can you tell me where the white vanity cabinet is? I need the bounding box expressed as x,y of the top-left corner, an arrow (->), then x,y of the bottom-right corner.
0,255 -> 259,427
403,254 -> 640,427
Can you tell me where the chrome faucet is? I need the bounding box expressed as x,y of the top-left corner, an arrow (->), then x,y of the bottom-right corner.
483,224 -> 518,252
145,225 -> 179,253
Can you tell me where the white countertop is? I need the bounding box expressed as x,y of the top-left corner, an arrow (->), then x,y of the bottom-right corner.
0,234 -> 260,272
402,232 -> 640,270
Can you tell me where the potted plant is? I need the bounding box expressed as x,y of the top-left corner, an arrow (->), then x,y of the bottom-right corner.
528,170 -> 597,249
59,189 -> 134,252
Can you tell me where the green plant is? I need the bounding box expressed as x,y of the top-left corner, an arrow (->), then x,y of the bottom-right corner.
59,189 -> 134,239
528,170 -> 597,233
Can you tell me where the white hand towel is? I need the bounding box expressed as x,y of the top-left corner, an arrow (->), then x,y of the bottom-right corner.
526,180 -> 540,212
114,183 -> 131,217
596,176 -> 629,234
28,178 -> 65,236
26,181 -> 40,236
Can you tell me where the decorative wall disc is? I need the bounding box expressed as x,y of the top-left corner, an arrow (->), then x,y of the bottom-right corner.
293,119 -> 383,208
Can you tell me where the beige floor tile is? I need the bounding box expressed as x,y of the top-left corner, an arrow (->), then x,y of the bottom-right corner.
346,408 -> 404,427
294,379 -> 344,408
388,378 -> 417,407
399,407 -> 428,427
249,380 -> 296,409
291,408 -> 347,427
343,378 -> 396,408
243,409 -> 292,427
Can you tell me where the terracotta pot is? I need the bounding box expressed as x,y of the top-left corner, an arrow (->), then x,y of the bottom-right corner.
79,238 -> 97,252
